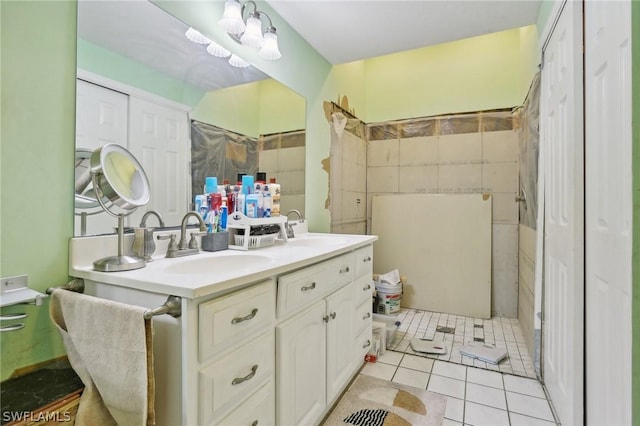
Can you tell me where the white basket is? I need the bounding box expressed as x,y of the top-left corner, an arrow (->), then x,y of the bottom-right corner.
234,233 -> 276,249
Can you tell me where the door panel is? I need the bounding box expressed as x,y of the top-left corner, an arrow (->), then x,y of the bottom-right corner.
128,97 -> 189,227
540,2 -> 584,424
585,1 -> 632,424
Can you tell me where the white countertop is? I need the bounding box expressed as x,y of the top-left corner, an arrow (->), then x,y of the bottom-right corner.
69,232 -> 378,299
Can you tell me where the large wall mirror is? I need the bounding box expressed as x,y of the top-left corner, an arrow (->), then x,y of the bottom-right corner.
75,0 -> 305,236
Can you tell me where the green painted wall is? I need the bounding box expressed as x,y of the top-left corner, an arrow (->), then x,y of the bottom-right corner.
632,1 -> 639,422
0,1 -> 77,380
77,38 -> 205,108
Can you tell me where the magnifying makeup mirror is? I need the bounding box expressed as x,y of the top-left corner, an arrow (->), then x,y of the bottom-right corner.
90,143 -> 151,272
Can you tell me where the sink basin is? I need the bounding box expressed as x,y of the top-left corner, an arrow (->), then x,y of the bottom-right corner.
163,254 -> 274,275
286,235 -> 349,248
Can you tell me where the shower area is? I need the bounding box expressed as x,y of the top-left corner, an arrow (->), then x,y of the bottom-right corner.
327,73 -> 540,377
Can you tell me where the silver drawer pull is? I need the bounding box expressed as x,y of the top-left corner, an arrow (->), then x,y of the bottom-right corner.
232,365 -> 258,385
301,282 -> 316,292
0,313 -> 27,321
330,312 -> 337,320
362,312 -> 371,320
362,256 -> 372,262
323,315 -> 330,323
339,266 -> 350,274
362,339 -> 371,349
363,284 -> 371,291
1,323 -> 25,332
231,308 -> 259,325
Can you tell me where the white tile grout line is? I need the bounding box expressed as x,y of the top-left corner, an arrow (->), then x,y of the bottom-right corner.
389,308 -> 537,379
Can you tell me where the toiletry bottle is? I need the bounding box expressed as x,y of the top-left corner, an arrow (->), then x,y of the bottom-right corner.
269,178 -> 281,216
242,175 -> 254,195
236,192 -> 246,216
246,194 -> 259,218
262,185 -> 272,218
205,176 -> 218,194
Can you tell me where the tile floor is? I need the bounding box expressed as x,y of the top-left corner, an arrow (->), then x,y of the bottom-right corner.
387,309 -> 537,378
360,351 -> 558,425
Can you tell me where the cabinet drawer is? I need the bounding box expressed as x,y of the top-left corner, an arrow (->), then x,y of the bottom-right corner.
354,299 -> 373,336
199,330 -> 274,425
354,245 -> 373,278
356,327 -> 373,360
216,381 -> 275,426
353,274 -> 374,306
277,253 -> 354,318
199,280 -> 275,362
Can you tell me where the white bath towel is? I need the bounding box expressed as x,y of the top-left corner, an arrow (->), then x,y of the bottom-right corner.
50,289 -> 155,426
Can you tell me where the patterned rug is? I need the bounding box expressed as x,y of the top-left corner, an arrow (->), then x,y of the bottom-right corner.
322,375 -> 446,426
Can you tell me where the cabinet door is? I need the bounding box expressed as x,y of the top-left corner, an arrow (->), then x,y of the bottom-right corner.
277,301 -> 326,426
326,283 -> 356,404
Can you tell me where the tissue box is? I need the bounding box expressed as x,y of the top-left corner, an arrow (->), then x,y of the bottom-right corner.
202,232 -> 229,252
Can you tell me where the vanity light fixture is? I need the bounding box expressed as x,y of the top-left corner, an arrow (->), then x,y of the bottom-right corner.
218,0 -> 282,60
185,27 -> 251,67
206,40 -> 231,58
228,54 -> 250,68
185,27 -> 211,44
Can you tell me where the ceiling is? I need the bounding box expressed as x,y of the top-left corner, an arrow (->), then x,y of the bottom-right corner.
77,1 -> 541,91
266,0 -> 542,64
77,0 -> 269,92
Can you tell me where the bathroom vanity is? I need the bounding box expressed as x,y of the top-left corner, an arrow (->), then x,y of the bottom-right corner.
68,231 -> 377,425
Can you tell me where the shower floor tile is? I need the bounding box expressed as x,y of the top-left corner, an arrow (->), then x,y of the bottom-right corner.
387,308 -> 537,379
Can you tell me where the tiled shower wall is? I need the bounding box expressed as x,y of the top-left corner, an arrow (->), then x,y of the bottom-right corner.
330,121 -> 368,234
259,130 -> 306,217
366,112 -> 520,318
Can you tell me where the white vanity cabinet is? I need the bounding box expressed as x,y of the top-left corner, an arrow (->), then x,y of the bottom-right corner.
70,233 -> 377,426
197,280 -> 276,425
276,249 -> 373,426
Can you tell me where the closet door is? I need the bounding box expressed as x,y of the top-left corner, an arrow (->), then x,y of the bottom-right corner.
75,80 -> 128,236
585,1 -> 632,423
128,96 -> 189,227
540,1 -> 584,424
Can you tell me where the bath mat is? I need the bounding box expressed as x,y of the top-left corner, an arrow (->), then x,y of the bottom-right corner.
322,375 -> 446,426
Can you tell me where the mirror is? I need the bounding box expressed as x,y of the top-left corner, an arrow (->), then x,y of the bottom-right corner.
75,0 -> 305,236
90,143 -> 151,272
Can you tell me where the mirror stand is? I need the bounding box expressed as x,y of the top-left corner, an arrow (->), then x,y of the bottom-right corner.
90,144 -> 151,272
93,212 -> 146,272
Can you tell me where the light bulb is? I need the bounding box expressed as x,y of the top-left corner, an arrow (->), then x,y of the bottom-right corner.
185,27 -> 210,44
240,14 -> 263,49
228,54 -> 250,68
259,29 -> 281,60
206,41 -> 231,58
218,0 -> 246,35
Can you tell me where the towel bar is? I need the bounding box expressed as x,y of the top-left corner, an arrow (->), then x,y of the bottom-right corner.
46,279 -> 85,295
144,296 -> 181,319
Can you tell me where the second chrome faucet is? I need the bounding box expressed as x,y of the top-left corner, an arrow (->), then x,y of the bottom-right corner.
157,211 -> 207,258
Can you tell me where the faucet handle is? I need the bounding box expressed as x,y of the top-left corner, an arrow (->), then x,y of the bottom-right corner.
157,234 -> 178,254
188,232 -> 208,250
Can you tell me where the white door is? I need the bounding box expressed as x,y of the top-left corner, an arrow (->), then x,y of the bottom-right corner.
326,284 -> 355,404
75,80 -> 128,236
276,301 -> 327,426
585,1 -> 632,424
540,1 -> 584,424
128,96 -> 189,227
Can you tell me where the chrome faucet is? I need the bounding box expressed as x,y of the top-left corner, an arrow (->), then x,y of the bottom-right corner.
157,211 -> 207,258
133,210 -> 165,261
285,209 -> 304,239
139,210 -> 165,228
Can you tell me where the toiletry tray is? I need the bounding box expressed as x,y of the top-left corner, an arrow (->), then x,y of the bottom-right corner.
226,212 -> 288,251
